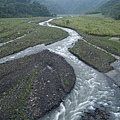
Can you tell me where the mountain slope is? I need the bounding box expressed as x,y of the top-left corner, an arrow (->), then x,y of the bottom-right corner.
98,0 -> 120,19
35,0 -> 109,14
0,0 -> 51,18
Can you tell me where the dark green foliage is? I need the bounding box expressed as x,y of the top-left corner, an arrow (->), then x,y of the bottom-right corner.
98,0 -> 120,19
0,0 -> 51,18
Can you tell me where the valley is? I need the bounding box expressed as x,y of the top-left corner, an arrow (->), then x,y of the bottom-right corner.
0,0 -> 120,119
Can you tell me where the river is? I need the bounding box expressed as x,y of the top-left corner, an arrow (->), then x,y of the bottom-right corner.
0,19 -> 120,120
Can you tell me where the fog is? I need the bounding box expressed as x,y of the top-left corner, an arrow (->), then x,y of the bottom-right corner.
34,0 -> 110,14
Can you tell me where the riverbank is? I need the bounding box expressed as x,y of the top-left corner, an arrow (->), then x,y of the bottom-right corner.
69,40 -> 116,73
51,15 -> 120,73
0,17 -> 68,58
0,50 -> 76,120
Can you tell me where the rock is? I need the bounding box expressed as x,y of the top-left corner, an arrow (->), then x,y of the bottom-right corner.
81,106 -> 111,120
109,37 -> 120,42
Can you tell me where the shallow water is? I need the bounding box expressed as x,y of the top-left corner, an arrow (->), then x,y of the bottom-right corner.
0,19 -> 120,120
106,60 -> 120,86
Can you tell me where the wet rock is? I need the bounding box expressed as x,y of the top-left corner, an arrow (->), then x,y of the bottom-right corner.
81,105 -> 111,120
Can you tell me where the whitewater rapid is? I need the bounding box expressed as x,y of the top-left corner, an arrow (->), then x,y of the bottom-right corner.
0,19 -> 120,120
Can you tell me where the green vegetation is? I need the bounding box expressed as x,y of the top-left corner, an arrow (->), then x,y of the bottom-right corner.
51,15 -> 120,56
52,15 -> 120,36
0,0 -> 51,18
0,17 -> 48,43
0,17 -> 68,58
63,77 -> 70,87
80,33 -> 120,56
52,15 -> 120,72
70,40 -> 115,72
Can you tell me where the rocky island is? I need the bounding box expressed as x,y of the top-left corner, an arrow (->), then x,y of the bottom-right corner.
0,50 -> 76,120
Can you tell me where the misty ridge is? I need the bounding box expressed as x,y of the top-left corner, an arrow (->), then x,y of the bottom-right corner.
32,0 -> 120,20
33,0 -> 109,14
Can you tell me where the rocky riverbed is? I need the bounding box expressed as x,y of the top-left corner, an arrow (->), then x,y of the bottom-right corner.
0,50 -> 76,120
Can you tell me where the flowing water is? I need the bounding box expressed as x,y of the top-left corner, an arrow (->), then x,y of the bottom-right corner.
0,19 -> 120,120
40,19 -> 120,120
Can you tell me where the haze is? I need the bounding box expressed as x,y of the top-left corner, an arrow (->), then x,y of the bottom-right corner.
32,0 -> 110,14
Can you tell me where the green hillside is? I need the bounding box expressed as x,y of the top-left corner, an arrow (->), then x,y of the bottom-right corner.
34,0 -> 109,14
98,0 -> 120,19
0,0 -> 51,18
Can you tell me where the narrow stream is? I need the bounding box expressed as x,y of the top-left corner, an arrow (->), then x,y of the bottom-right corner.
0,34 -> 26,47
0,19 -> 120,120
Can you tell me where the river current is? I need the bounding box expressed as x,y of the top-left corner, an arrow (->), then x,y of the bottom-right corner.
0,19 -> 120,120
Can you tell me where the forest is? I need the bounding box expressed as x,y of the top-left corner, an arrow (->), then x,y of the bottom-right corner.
98,0 -> 120,20
0,0 -> 51,18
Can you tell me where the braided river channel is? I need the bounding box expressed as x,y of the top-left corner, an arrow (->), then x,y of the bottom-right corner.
0,19 -> 120,120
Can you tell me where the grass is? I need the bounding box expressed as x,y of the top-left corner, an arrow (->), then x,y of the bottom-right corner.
0,17 -> 48,43
52,15 -> 120,36
0,17 -> 68,58
70,40 -> 115,72
80,33 -> 120,56
51,14 -> 120,72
